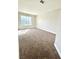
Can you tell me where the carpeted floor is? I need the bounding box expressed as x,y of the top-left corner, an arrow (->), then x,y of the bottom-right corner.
19,28 -> 60,59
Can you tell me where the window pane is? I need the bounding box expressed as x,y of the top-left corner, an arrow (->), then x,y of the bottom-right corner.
29,17 -> 32,25
20,15 -> 32,25
21,16 -> 27,25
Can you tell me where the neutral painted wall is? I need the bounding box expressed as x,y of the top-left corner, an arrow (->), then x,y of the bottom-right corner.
18,12 -> 36,30
36,9 -> 61,56
55,10 -> 61,56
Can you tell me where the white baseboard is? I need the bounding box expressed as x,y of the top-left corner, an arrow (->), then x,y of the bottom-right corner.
54,43 -> 61,57
36,27 -> 56,34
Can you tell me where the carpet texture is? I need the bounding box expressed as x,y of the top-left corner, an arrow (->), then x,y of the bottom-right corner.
19,29 -> 60,59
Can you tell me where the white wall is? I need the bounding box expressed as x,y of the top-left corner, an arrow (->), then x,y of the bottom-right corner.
54,10 -> 61,56
36,9 -> 61,56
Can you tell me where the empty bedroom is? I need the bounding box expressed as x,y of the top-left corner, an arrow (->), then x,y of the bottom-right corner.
18,0 -> 61,59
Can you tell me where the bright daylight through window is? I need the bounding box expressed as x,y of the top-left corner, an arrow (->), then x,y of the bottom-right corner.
20,15 -> 32,26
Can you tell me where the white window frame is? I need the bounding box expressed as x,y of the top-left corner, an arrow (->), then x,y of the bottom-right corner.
20,15 -> 32,26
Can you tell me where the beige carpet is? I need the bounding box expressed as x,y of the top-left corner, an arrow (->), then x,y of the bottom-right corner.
19,28 -> 60,59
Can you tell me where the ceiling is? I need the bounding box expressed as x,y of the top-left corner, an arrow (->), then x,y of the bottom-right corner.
18,0 -> 61,15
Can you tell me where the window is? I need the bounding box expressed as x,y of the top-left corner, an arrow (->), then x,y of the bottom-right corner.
20,15 -> 32,26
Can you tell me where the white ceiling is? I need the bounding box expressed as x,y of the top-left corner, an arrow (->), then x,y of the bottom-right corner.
18,0 -> 61,15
